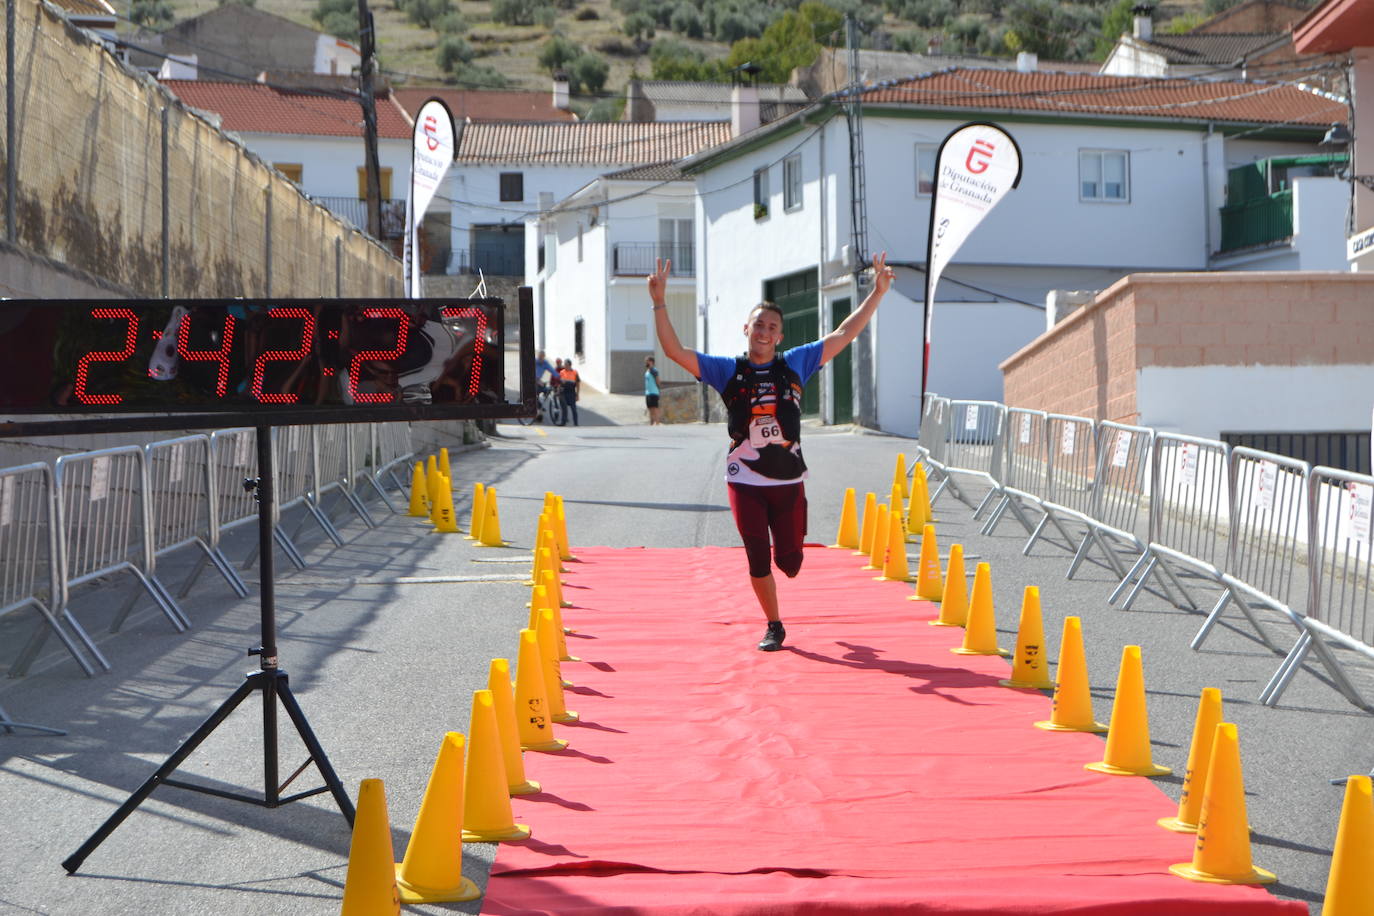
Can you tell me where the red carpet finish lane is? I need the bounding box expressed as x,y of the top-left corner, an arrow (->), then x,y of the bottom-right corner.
480,546 -> 1305,916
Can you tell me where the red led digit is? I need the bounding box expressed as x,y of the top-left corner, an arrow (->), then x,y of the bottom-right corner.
175,311 -> 237,397
441,307 -> 487,398
348,308 -> 409,403
73,308 -> 139,405
251,307 -> 316,403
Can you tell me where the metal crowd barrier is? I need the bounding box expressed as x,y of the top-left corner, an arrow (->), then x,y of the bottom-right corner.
1065,421 -> 1153,583
276,425 -> 345,549
982,407 -> 1050,538
1191,448 -> 1311,655
925,400 -> 1004,515
53,446 -> 190,640
1024,414 -> 1098,556
369,422 -> 415,513
145,435 -> 248,600
313,425 -> 376,530
1,463 -> 104,677
1111,433 -> 1231,612
1260,467 -> 1374,708
210,427 -> 299,572
0,702 -> 65,735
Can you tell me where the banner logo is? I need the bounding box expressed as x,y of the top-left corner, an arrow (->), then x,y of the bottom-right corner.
965,139 -> 995,174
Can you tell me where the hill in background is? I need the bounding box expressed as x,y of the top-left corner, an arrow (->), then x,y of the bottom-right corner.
134,0 -> 1306,118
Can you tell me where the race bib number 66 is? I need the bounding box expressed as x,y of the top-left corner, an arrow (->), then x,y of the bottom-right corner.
749,415 -> 784,448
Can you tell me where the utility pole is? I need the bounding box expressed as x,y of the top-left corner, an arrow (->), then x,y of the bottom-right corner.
356,0 -> 383,239
844,12 -> 869,275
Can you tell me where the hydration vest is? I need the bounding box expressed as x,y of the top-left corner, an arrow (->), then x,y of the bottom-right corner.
722,355 -> 807,481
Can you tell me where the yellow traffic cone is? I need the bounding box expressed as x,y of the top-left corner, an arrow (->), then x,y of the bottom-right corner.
1035,616 -> 1107,733
538,608 -> 578,723
527,591 -> 571,687
515,628 -> 567,752
462,689 -> 531,843
889,484 -> 905,532
912,464 -> 933,526
926,543 -> 968,622
892,452 -> 908,499
534,517 -> 567,572
555,495 -> 575,560
340,779 -> 401,916
999,586 -> 1054,689
905,476 -> 924,541
394,733 -> 481,904
438,447 -> 452,484
1086,646 -> 1172,777
855,492 -> 878,556
878,511 -> 914,582
865,504 -> 889,571
526,544 -> 552,588
831,488 -> 859,549
488,658 -> 540,795
1160,688 -> 1224,833
952,562 -> 1008,656
407,462 -> 428,518
541,567 -> 571,610
1170,723 -> 1274,885
540,579 -> 578,661
467,483 -> 486,541
425,456 -> 441,515
477,487 -> 507,547
1322,774 -> 1374,914
432,477 -> 459,533
915,523 -> 944,600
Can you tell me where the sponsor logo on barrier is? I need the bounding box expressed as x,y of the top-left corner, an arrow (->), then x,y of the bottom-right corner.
1349,482 -> 1372,546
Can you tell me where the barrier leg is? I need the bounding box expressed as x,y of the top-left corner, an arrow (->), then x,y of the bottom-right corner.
1191,589 -> 1237,650
0,703 -> 65,737
1258,630 -> 1310,706
1157,561 -> 1201,612
366,474 -> 401,514
342,488 -> 378,529
1023,514 -> 1052,556
7,598 -> 105,677
273,529 -> 308,570
304,498 -> 346,546
1109,552 -> 1152,605
1066,530 -> 1095,579
972,487 -> 999,519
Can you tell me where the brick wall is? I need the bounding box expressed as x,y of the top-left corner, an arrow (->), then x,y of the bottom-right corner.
1000,272 -> 1374,422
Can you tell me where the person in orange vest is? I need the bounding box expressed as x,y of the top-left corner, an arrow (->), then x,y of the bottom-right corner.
557,359 -> 580,426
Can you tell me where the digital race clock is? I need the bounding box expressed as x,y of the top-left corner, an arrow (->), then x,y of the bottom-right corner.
0,292 -> 536,437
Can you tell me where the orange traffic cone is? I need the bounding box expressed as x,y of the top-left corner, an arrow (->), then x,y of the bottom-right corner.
831,488 -> 859,549
467,483 -> 486,540
1035,616 -> 1107,733
488,658 -> 540,795
878,511 -> 914,582
855,492 -> 878,556
514,628 -> 567,752
540,567 -> 570,610
462,689 -> 531,843
1086,646 -> 1171,777
889,484 -> 905,532
340,779 -> 401,916
1170,723 -> 1274,885
538,608 -> 578,723
527,544 -> 552,588
865,504 -> 889,571
999,586 -> 1054,689
394,733 -> 481,904
926,543 -> 968,621
914,523 -> 943,600
407,462 -> 429,518
477,487 -> 507,547
528,591 -> 571,687
1322,774 -> 1374,915
952,562 -> 1007,656
1160,688 -> 1224,833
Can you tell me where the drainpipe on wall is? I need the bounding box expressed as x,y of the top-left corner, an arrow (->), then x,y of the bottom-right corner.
1202,122 -> 1214,262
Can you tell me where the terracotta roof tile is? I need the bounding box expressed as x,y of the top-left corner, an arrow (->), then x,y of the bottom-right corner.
855,69 -> 1346,126
1136,33 -> 1287,64
392,88 -> 576,123
456,121 -> 732,165
160,79 -> 413,139
604,161 -> 689,181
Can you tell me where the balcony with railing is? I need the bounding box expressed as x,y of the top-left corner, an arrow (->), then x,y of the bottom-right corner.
314,197 -> 407,240
611,243 -> 695,277
1217,153 -> 1345,253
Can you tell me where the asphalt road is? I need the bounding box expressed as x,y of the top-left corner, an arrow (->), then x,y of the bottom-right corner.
1,397 -> 1370,915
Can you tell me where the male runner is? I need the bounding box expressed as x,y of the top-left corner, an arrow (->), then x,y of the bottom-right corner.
648,253 -> 894,650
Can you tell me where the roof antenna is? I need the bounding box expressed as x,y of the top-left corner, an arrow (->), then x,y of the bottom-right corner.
470,269 -> 488,299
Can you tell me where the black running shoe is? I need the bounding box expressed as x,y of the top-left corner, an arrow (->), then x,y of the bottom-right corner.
758,620 -> 786,652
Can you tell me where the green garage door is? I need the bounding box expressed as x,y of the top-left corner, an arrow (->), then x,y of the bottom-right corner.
765,270 -> 819,417
830,297 -> 852,425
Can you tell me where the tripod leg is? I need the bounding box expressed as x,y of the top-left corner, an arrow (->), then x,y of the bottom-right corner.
275,674 -> 356,825
61,675 -> 262,874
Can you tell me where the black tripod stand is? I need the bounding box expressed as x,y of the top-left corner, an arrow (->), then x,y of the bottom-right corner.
63,423 -> 355,874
